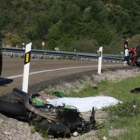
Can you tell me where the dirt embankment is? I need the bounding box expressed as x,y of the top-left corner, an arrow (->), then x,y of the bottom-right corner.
0,68 -> 140,140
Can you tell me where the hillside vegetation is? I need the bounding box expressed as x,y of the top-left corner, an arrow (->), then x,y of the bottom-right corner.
0,0 -> 140,53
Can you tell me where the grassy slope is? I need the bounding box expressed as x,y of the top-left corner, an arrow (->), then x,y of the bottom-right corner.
67,75 -> 140,140
105,76 -> 140,140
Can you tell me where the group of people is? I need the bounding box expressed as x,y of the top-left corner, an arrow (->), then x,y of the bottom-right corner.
123,37 -> 140,66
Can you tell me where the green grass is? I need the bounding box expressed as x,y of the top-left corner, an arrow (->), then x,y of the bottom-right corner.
36,75 -> 140,139
67,80 -> 114,97
30,121 -> 49,140
107,76 -> 140,102
95,75 -> 140,140
66,75 -> 140,140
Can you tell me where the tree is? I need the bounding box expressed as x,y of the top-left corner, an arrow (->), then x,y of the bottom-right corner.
3,32 -> 21,47
73,38 -> 99,53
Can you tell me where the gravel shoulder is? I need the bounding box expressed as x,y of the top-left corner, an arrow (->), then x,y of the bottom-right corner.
0,67 -> 140,140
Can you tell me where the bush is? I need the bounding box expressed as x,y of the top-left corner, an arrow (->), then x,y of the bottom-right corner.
72,38 -> 99,53
129,34 -> 140,48
105,100 -> 140,118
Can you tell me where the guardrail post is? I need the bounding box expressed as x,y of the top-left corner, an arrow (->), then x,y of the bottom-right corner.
32,54 -> 35,59
73,56 -> 76,60
50,55 -> 53,59
58,56 -> 60,60
66,56 -> 68,60
20,53 -> 24,58
98,46 -> 103,74
22,43 -> 32,93
10,52 -> 13,58
40,55 -> 43,59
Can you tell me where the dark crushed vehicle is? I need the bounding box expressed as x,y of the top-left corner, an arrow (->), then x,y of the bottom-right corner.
0,88 -> 103,137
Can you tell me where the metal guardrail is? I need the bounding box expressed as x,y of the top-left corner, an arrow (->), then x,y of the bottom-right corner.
2,47 -> 123,61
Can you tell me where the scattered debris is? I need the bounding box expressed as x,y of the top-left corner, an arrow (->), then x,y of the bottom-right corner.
53,91 -> 64,97
131,88 -> 140,93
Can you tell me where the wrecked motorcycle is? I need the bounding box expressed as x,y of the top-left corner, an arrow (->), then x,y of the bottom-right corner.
0,88 -> 103,137
128,45 -> 140,66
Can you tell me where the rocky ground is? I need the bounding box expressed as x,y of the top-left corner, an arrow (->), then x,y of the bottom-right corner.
0,67 -> 140,140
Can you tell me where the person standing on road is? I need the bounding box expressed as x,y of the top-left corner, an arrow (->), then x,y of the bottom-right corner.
124,37 -> 130,66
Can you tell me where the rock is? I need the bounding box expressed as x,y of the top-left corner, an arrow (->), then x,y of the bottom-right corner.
0,118 -> 3,124
3,131 -> 10,135
102,136 -> 107,140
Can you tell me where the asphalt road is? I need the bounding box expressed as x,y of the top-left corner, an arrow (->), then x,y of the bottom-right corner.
0,58 -> 123,95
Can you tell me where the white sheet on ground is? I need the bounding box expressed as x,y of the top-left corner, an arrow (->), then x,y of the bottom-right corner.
47,96 -> 121,112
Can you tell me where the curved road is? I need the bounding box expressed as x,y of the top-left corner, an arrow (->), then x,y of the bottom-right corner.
0,58 -> 123,95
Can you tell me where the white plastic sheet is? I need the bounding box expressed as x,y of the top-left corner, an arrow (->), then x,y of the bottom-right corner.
47,96 -> 121,112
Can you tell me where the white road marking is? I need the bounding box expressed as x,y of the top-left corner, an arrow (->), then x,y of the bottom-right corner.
6,64 -> 122,79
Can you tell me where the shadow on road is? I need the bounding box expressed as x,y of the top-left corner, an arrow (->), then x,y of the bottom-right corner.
0,77 -> 13,86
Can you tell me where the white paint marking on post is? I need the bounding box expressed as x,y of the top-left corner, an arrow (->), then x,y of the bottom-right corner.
98,46 -> 103,74
22,43 -> 32,93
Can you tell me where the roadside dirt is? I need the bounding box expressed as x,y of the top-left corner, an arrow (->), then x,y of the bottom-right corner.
47,68 -> 140,96
0,68 -> 140,140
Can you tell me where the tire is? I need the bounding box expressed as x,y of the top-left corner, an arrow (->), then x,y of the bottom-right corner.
136,57 -> 140,66
37,120 -> 70,135
0,88 -> 26,102
128,52 -> 134,65
0,99 -> 70,135
0,99 -> 27,117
